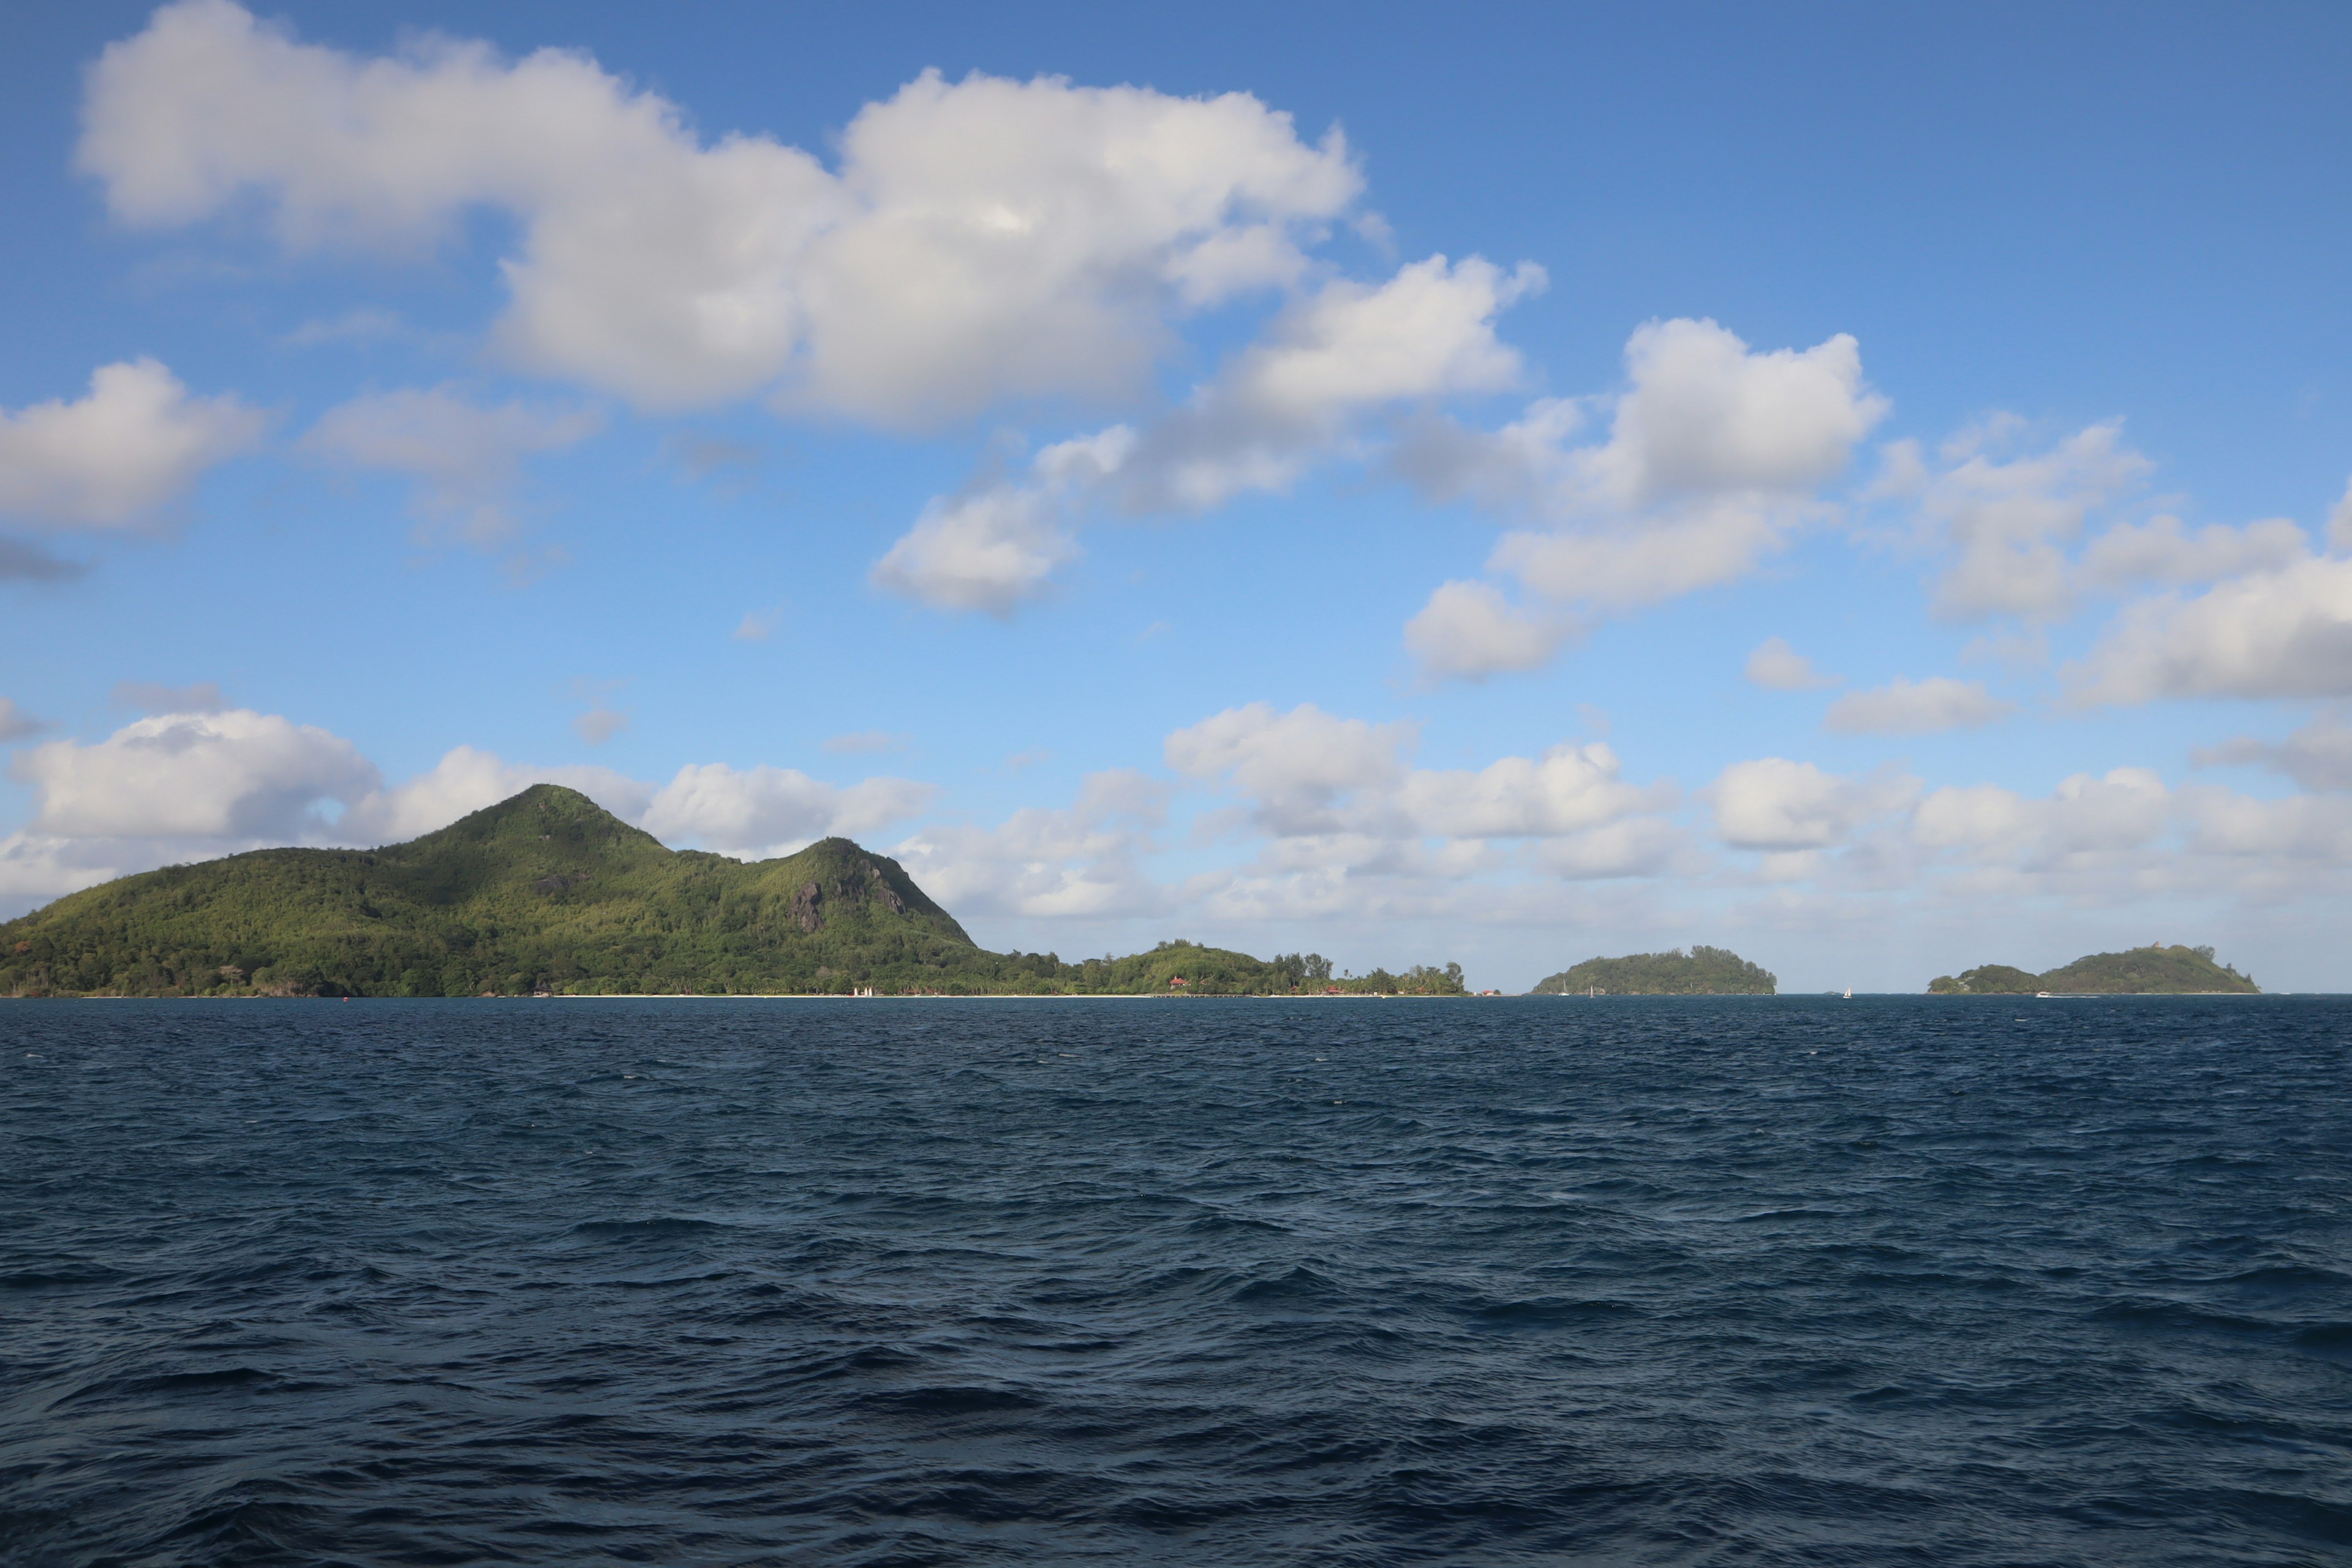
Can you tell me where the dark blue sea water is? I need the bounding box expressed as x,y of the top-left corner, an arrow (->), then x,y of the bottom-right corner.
1,998 -> 2347,1566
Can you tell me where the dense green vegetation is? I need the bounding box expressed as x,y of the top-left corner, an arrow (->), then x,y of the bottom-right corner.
1925,964 -> 2042,995
1929,944 -> 2257,995
1528,946 -> 1777,995
0,786 -> 1466,998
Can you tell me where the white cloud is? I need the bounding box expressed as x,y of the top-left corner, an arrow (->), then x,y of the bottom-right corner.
2180,786 -> 2352,862
1404,580 -> 1574,680
1711,758 -> 1916,850
1398,320 -> 1883,665
891,768 -> 1170,919
1744,635 -> 1837,690
639,763 -> 935,858
1913,767 -> 2171,864
1165,702 -> 1412,835
0,359 -> 262,529
82,2 -> 1360,420
1395,744 -> 1654,839
878,256 -> 1537,612
732,607 -> 781,641
2194,714 -> 2352,791
1112,255 -> 1539,513
1824,676 -> 2014,734
13,709 -> 378,840
2331,478 -> 2352,554
304,385 -> 598,547
1578,318 -> 1885,505
870,428 -> 1127,612
0,699 -> 48,742
2068,556 -> 2352,704
1532,817 -> 1689,880
1406,319 -> 1883,518
1166,701 -> 1659,849
1491,496 -> 1790,608
2078,513 -> 2309,589
1910,420 -> 2149,623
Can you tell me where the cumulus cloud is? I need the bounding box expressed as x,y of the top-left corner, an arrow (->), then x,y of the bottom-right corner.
639,763 -> 935,859
13,708 -> 378,840
1165,702 -> 1412,835
1403,580 -> 1574,680
1532,817 -> 1690,880
304,385 -> 598,547
2193,713 -> 2352,792
1744,635 -> 1837,690
1395,744 -> 1654,839
877,256 -> 1537,611
2180,785 -> 2352,863
1710,758 -> 1917,850
2331,478 -> 2352,553
1896,420 -> 2149,623
891,768 -> 1170,920
2068,557 -> 2352,704
1400,319 -> 1884,674
0,359 -> 262,529
82,2 -> 1360,420
1913,768 -> 2175,877
2078,513 -> 2309,589
1166,701 -> 1660,851
1824,676 -> 2014,734
1111,255 -> 1539,513
870,428 -> 1127,612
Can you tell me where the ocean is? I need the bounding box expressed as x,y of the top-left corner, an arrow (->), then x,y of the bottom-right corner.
1,997 -> 2345,1566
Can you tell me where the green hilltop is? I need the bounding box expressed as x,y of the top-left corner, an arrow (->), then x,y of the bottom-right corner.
1929,944 -> 2258,995
0,785 -> 1464,998
1529,946 -> 1777,996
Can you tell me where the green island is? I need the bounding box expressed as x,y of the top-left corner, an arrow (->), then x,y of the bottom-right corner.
0,785 -> 1467,999
1928,944 -> 2258,995
1529,946 -> 1777,996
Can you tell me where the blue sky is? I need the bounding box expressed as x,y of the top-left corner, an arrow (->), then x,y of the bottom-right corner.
4,1 -> 2351,990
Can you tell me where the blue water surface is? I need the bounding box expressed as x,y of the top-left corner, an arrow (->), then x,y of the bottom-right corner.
1,996 -> 2347,1566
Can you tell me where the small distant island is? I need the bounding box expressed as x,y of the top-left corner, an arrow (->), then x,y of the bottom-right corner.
0,786 -> 1466,999
1929,944 -> 2258,995
1529,946 -> 1777,996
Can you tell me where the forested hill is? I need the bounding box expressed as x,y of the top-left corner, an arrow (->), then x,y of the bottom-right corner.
1929,945 -> 2259,995
1529,946 -> 1777,996
0,785 -> 1466,998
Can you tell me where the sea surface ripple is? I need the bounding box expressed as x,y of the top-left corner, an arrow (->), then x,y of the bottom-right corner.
1,997 -> 2347,1566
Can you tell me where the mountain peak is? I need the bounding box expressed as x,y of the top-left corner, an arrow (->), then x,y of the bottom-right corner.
403,783 -> 662,854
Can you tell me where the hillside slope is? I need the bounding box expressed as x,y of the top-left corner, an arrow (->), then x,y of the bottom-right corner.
1529,946 -> 1777,995
1929,944 -> 2258,995
0,786 -> 1466,998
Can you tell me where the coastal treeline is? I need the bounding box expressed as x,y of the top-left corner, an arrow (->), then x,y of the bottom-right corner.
1929,945 -> 2257,995
1529,946 -> 1777,995
0,786 -> 1466,999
